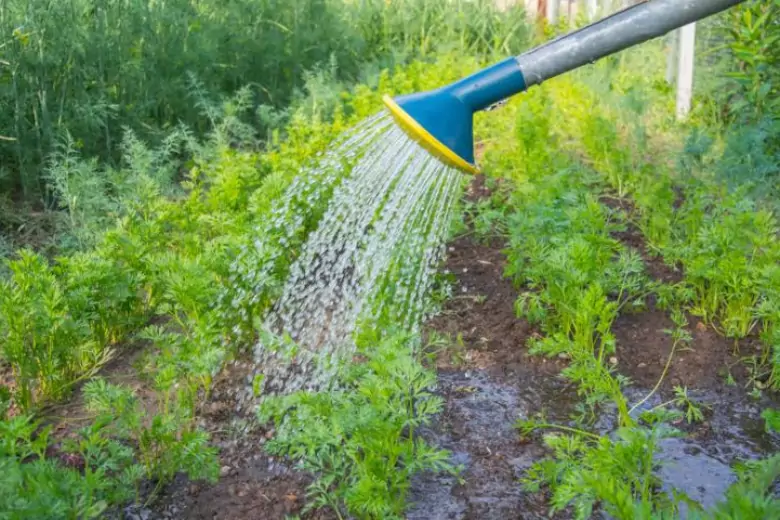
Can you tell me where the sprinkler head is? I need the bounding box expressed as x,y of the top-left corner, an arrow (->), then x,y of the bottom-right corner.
383,57 -> 526,175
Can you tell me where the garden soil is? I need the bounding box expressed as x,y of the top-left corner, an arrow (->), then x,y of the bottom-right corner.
143,176 -> 778,519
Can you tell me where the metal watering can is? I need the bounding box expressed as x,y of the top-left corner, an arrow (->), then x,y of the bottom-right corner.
383,0 -> 744,175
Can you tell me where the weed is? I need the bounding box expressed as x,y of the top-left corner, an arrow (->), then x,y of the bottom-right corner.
629,311 -> 692,416
422,330 -> 467,366
671,386 -> 708,424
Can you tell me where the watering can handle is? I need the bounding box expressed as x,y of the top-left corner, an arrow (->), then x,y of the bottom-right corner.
515,0 -> 744,88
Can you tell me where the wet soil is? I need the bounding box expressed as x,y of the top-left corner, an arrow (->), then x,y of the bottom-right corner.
614,305 -> 779,459
602,192 -> 778,432
141,358 -> 334,520
409,231 -> 578,519
613,308 -> 752,395
136,178 -> 776,518
405,180 -> 779,519
599,191 -> 780,510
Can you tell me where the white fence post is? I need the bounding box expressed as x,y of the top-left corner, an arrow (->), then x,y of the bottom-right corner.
586,0 -> 598,20
676,22 -> 696,119
546,0 -> 559,24
665,30 -> 678,85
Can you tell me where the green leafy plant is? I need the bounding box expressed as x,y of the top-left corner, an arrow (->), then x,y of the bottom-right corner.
519,423 -> 684,520
0,414 -> 136,519
83,378 -> 219,496
0,250 -> 96,410
259,333 -> 457,519
717,0 -> 780,120
762,408 -> 780,433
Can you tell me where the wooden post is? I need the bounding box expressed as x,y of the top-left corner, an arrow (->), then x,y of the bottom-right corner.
676,22 -> 696,119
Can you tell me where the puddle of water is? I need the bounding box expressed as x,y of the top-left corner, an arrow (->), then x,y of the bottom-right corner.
408,371 -> 568,520
657,437 -> 736,516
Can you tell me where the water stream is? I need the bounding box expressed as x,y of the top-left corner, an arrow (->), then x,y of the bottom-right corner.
254,112 -> 464,395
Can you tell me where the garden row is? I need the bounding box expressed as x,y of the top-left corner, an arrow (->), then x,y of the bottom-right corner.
1,1 -> 778,516
467,34 -> 779,518
0,54 -> 484,518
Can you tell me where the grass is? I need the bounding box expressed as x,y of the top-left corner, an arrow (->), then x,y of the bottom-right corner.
1,0 -> 779,517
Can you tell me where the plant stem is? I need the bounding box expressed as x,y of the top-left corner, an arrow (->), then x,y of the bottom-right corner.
629,335 -> 680,415
523,422 -> 601,440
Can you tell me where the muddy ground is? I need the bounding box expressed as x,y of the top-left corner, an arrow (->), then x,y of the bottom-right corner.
128,356 -> 333,520
138,177 -> 779,519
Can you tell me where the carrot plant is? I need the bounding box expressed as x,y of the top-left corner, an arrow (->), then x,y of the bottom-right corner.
530,39 -> 780,391
0,250 -> 121,410
497,157 -> 652,422
0,52 -> 495,515
519,423 -> 685,519
473,36 -> 780,518
83,378 -> 219,494
259,332 -> 456,520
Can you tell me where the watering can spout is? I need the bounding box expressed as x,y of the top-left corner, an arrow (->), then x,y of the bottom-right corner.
383,58 -> 525,175
383,0 -> 745,174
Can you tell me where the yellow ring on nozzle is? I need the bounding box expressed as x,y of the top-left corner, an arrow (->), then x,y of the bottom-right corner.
382,95 -> 479,175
